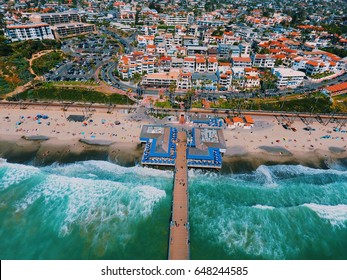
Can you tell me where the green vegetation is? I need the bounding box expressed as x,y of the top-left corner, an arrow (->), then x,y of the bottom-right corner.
154,100 -> 171,108
11,40 -> 61,59
332,95 -> 347,112
45,80 -> 97,86
190,94 -> 342,113
7,87 -> 134,105
309,71 -> 334,79
0,38 -> 61,95
31,51 -> 66,76
321,47 -> 347,58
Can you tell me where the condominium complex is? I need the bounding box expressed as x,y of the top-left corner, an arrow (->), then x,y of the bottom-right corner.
165,14 -> 189,26
29,12 -> 81,25
272,68 -> 306,88
5,23 -> 54,42
142,71 -> 180,87
51,23 -> 97,39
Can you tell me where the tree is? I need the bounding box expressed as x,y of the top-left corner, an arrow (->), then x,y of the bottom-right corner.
131,72 -> 142,84
169,80 -> 177,103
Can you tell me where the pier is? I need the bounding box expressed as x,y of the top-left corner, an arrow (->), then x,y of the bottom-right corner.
139,124 -> 226,260
168,131 -> 190,260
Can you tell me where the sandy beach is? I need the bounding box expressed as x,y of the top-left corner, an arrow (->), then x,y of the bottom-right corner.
0,105 -> 346,169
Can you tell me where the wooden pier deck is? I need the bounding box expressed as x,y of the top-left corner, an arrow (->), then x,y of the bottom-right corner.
168,131 -> 190,260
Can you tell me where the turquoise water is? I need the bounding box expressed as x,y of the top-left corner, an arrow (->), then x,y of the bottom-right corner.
0,159 -> 347,259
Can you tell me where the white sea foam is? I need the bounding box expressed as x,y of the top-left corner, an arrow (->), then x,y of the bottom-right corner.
252,204 -> 275,210
15,172 -> 166,237
43,160 -> 173,179
254,165 -> 278,187
303,203 -> 347,227
0,162 -> 40,189
268,164 -> 347,177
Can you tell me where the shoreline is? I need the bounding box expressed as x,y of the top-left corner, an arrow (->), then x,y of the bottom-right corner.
1,134 -> 346,173
0,135 -> 143,167
0,107 -> 346,172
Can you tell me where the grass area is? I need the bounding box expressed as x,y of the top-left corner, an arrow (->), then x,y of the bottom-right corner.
309,71 -> 334,79
190,94 -> 341,113
0,39 -> 60,96
43,80 -> 98,86
31,51 -> 66,76
154,100 -> 172,108
148,110 -> 171,119
7,87 -> 134,105
332,95 -> 347,112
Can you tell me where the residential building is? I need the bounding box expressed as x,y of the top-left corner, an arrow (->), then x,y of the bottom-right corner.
29,12 -> 81,25
239,43 -> 251,57
195,56 -> 206,72
51,23 -> 97,39
142,71 -> 180,87
252,54 -> 275,68
117,52 -> 157,80
183,57 -> 195,72
187,46 -> 208,56
207,57 -> 218,73
177,71 -> 192,90
219,70 -> 232,90
272,68 -> 306,88
5,23 -> 54,42
305,60 -> 327,76
217,44 -> 240,58
166,14 -> 189,25
232,57 -> 252,68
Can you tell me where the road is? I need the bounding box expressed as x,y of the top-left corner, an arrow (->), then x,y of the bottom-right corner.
96,29 -> 347,100
1,101 -> 346,120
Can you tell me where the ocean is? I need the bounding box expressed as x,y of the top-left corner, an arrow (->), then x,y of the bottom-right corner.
0,159 -> 347,260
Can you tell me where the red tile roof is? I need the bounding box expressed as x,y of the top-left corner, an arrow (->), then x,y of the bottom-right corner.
326,82 -> 347,93
232,57 -> 251,62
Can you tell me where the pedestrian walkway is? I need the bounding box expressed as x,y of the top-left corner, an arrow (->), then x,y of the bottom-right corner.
168,131 -> 190,260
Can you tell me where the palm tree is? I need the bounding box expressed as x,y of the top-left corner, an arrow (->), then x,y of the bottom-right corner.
169,81 -> 176,104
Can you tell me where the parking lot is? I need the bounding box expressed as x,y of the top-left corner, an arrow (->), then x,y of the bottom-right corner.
45,34 -> 118,83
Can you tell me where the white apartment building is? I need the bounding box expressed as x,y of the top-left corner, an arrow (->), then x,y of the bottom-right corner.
252,54 -> 275,68
177,72 -> 192,90
232,57 -> 252,68
222,31 -> 239,45
5,23 -> 54,42
239,43 -> 251,57
166,14 -> 189,25
207,57 -> 218,72
118,53 -> 157,80
172,58 -> 184,68
195,57 -> 206,72
244,76 -> 260,88
219,70 -> 232,89
272,68 -> 306,88
183,57 -> 195,72
156,43 -> 166,55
